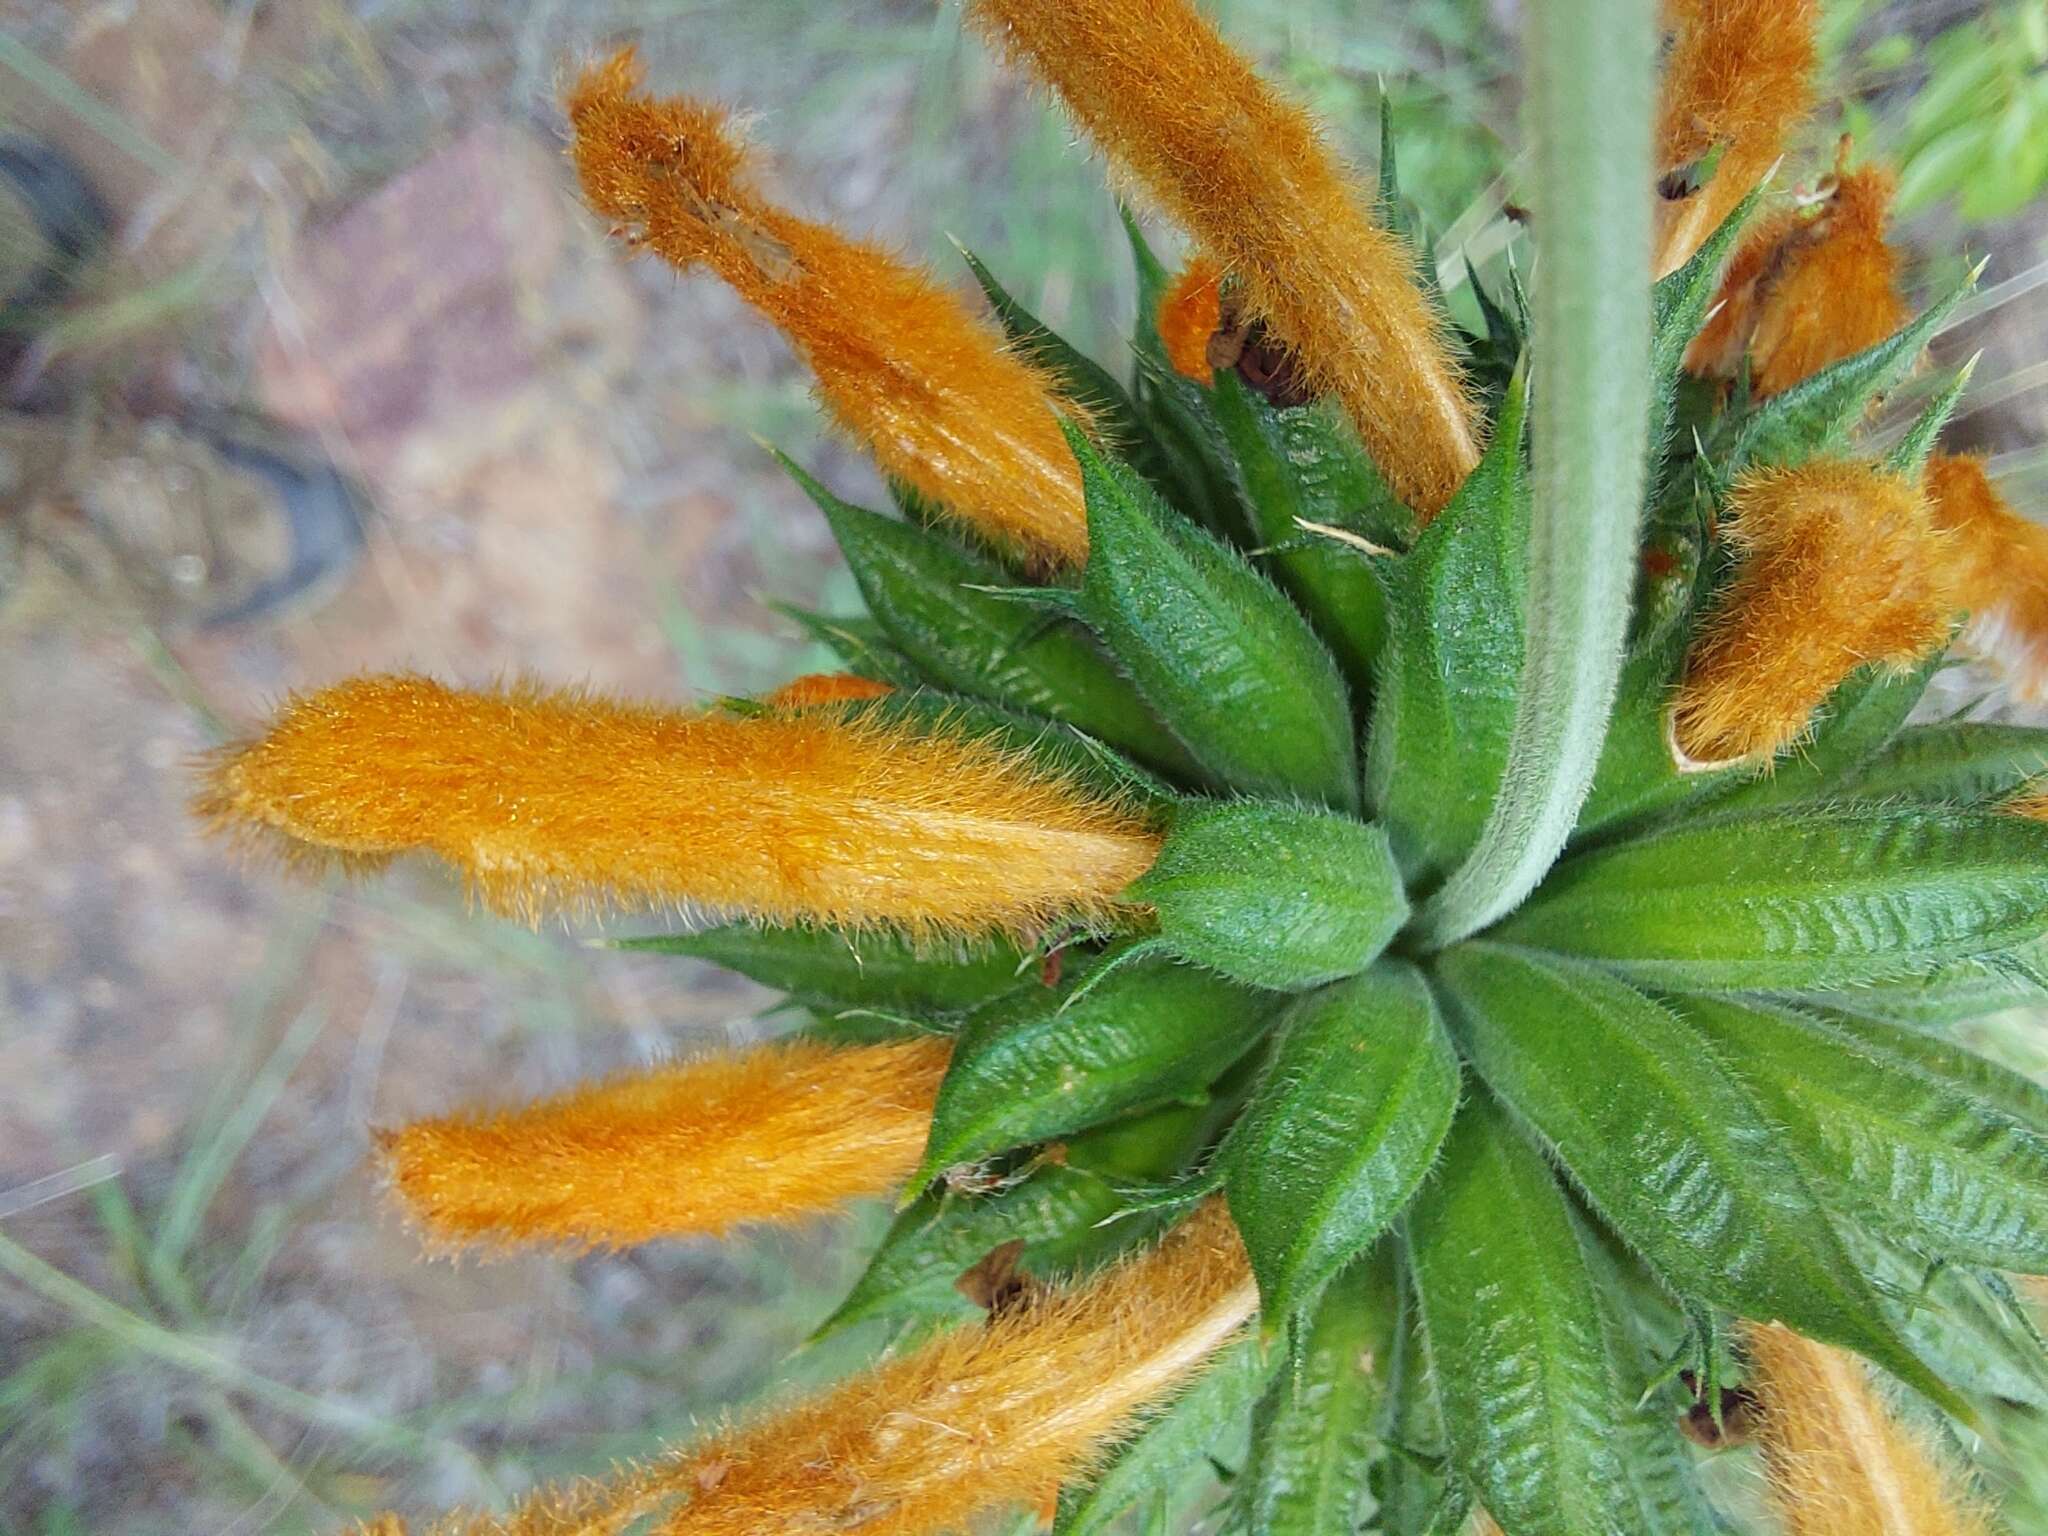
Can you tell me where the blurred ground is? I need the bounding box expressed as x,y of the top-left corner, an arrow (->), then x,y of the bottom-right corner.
0,1 -> 2045,1533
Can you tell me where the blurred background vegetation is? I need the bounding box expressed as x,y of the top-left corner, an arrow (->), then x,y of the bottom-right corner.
1,1 -> 2045,1532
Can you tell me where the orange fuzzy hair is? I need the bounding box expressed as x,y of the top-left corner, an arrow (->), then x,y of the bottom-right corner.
357,1199 -> 1258,1535
759,672 -> 895,710
195,675 -> 1161,933
1687,163 -> 1907,395
565,51 -> 1091,566
1158,257 -> 1224,384
1747,1323 -> 1991,1536
968,0 -> 1480,519
1673,462 -> 1952,765
379,1037 -> 950,1250
1928,452 -> 2048,700
1655,0 -> 1818,276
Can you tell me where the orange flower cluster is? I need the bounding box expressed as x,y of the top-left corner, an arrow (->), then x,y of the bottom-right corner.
968,0 -> 1479,518
197,675 -> 1161,933
1671,155 -> 2048,716
1158,257 -> 1225,384
1687,163 -> 1907,396
1928,452 -> 2048,701
357,1200 -> 1259,1536
1655,0 -> 1819,275
1748,1324 -> 1991,1536
380,1038 -> 950,1250
565,51 -> 1091,566
1673,462 -> 1951,765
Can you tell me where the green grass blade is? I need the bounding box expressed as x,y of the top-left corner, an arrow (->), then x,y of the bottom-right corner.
152,1002 -> 328,1289
0,1227 -> 481,1477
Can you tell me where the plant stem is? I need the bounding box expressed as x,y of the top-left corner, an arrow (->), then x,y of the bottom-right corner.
1417,0 -> 1655,947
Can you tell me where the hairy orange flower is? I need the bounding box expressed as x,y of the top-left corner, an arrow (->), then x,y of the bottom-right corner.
358,1199 -> 1258,1535
1158,256 -> 1224,384
1747,1323 -> 1991,1536
1673,462 -> 1952,765
1928,452 -> 2048,700
1687,163 -> 1907,395
968,0 -> 1480,518
196,675 -> 1161,932
759,672 -> 895,710
1685,201 -> 1800,376
564,50 -> 1090,565
1655,0 -> 1818,276
379,1037 -> 950,1250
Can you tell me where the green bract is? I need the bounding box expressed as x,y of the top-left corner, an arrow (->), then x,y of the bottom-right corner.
629,166 -> 2047,1532
1131,801 -> 1407,990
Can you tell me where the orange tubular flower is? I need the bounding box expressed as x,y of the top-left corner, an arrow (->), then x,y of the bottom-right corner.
1928,452 -> 2048,700
1747,1324 -> 1991,1536
196,675 -> 1162,932
357,1199 -> 1258,1536
1672,462 -> 1951,766
565,51 -> 1090,566
968,0 -> 1480,519
380,1037 -> 951,1250
1158,256 -> 1225,384
1687,163 -> 1907,395
1655,0 -> 1818,277
759,672 -> 895,710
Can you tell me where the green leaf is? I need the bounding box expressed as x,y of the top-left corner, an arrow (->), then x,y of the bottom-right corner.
777,450 -> 1197,775
1846,1230 -> 2048,1409
1130,801 -> 1408,992
1207,373 -> 1407,695
1675,995 -> 2048,1273
1434,945 -> 1964,1416
1650,184 -> 1761,460
1804,1004 -> 2048,1141
1886,358 -> 1977,478
1787,937 -> 2048,1025
1832,721 -> 2048,805
1376,96 -> 1437,303
819,1099 -> 1216,1337
1728,268 -> 1978,471
1233,1245 -> 1398,1536
1405,1093 -> 1636,1536
1574,524 -> 1740,841
765,602 -> 920,685
1221,964 -> 1459,1319
1573,1216 -> 1721,1536
1464,265 -> 1526,390
956,240 -> 1196,517
608,923 -> 1029,1015
823,1161 -> 1128,1337
912,954 -> 1276,1190
1498,804 -> 2048,990
956,241 -> 1146,439
1365,374 -> 1530,887
1055,1334 -> 1273,1536
1705,646 -> 1948,812
1372,1261 -> 1450,1536
1068,425 -> 1360,809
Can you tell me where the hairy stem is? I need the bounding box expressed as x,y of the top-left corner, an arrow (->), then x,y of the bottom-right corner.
1417,0 -> 1654,946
